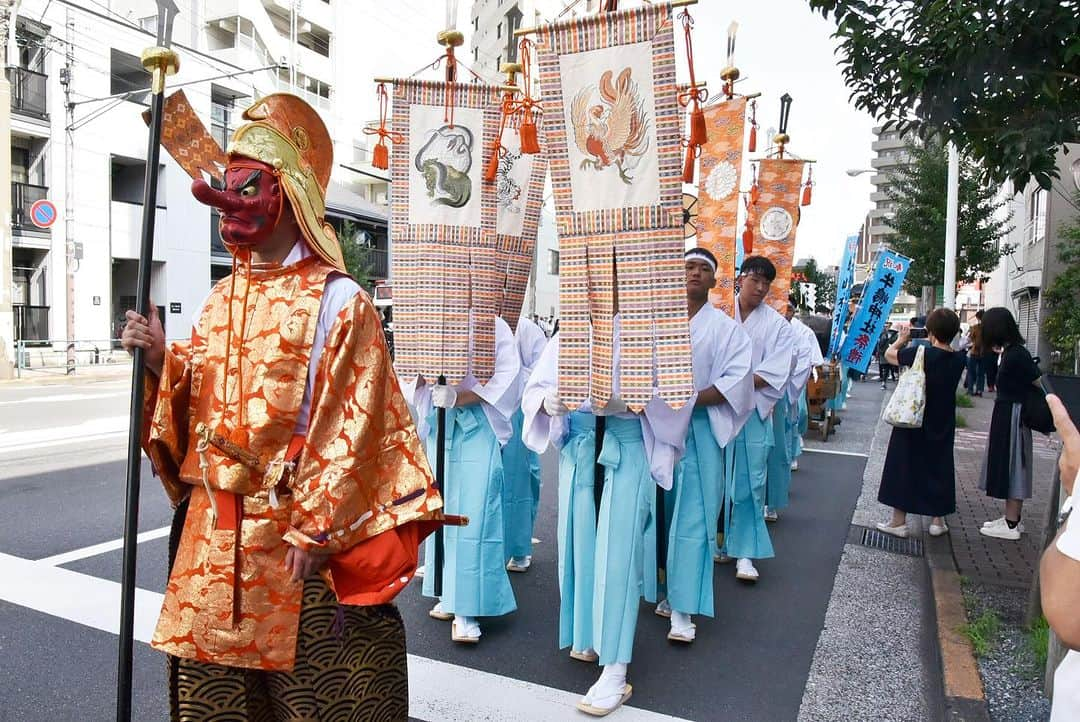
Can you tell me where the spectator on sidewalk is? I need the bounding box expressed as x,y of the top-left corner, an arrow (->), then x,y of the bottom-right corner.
875,324 -> 898,389
964,310 -> 986,396
979,307 -> 1041,541
876,308 -> 966,539
1040,394 -> 1080,721
983,345 -> 1000,393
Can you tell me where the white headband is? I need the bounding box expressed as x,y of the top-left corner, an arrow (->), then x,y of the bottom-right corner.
685,249 -> 717,273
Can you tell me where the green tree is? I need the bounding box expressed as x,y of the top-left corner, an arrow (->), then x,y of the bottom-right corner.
807,0 -> 1080,191
1043,196 -> 1080,373
339,220 -> 377,291
885,143 -> 1013,301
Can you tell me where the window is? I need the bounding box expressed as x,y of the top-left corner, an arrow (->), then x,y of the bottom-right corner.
549,249 -> 560,275
110,49 -> 151,104
210,86 -> 246,150
111,156 -> 166,207
497,23 -> 501,39
474,47 -> 478,62
1028,188 -> 1046,245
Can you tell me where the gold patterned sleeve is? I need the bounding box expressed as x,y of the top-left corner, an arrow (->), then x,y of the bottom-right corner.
142,341 -> 193,506
283,291 -> 443,555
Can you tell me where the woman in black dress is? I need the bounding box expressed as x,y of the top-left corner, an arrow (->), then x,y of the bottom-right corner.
877,308 -> 967,538
978,307 -> 1041,541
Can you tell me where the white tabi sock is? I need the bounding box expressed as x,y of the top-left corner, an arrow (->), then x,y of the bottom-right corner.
670,611 -> 695,639
583,663 -> 628,708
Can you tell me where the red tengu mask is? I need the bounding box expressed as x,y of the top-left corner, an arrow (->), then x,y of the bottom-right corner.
191,159 -> 284,248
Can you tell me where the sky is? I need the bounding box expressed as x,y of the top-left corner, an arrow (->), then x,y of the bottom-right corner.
345,0 -> 879,268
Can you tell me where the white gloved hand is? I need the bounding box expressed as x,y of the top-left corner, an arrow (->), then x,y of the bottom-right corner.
543,391 -> 570,416
432,384 -> 458,409
601,396 -> 628,415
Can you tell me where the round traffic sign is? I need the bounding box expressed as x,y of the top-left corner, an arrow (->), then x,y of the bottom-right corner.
29,199 -> 58,229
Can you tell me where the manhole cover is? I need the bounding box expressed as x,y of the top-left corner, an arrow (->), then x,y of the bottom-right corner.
859,527 -> 924,557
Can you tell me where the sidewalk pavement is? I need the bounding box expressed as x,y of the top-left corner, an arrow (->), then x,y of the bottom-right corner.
0,361 -> 132,386
950,395 -> 1058,588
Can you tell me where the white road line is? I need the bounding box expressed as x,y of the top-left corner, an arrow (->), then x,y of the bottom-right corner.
801,448 -> 870,458
0,416 -> 129,453
38,526 -> 172,566
0,552 -> 690,722
0,391 -> 127,406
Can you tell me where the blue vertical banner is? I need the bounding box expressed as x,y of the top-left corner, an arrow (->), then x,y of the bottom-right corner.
827,234 -> 861,357
838,249 -> 911,374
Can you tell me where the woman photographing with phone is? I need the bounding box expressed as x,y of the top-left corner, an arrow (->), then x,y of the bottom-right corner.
979,307 -> 1042,541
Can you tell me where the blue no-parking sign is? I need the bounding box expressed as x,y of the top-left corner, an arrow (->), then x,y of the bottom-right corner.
29,199 -> 58,229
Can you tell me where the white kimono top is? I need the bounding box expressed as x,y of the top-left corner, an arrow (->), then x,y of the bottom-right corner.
520,316 -> 691,490
734,297 -> 795,420
689,303 -> 754,448
786,317 -> 825,403
506,316 -> 549,409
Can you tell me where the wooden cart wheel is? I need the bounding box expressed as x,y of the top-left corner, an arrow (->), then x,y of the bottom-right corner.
821,414 -> 830,441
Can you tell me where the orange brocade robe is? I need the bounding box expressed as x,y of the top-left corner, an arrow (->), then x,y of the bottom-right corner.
141,255 -> 442,671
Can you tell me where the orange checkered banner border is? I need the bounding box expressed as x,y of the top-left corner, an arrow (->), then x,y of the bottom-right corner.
695,97 -> 747,316
494,113 -> 548,332
534,2 -> 693,412
748,157 -> 806,309
389,79 -> 502,386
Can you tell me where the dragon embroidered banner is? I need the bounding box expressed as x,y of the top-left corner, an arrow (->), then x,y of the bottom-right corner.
535,2 -> 693,412
494,114 -> 548,331
695,97 -> 747,316
389,80 -> 502,386
747,157 -> 805,309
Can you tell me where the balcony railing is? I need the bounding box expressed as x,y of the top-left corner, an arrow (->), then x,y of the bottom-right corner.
7,67 -> 49,119
13,304 -> 49,343
11,182 -> 50,231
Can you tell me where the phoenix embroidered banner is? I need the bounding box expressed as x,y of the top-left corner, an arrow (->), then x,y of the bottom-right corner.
748,158 -> 805,308
838,249 -> 911,374
535,2 -> 693,412
827,233 -> 861,358
695,97 -> 747,315
389,80 -> 502,386
494,115 -> 548,331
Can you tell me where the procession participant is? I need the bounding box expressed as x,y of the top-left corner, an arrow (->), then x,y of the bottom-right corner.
522,288 -> 691,716
646,248 -> 753,643
503,315 -> 549,572
406,313 -> 521,643
124,93 -> 443,720
788,306 -> 825,471
722,256 -> 795,582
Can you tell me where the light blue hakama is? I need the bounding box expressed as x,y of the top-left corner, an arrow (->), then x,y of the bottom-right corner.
644,407 -> 721,616
558,412 -> 652,666
792,391 -> 809,458
724,411 -> 775,560
502,409 -> 542,560
766,398 -> 794,510
422,405 -> 516,618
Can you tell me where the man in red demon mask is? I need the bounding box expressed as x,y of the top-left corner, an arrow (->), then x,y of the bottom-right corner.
122,93 -> 444,719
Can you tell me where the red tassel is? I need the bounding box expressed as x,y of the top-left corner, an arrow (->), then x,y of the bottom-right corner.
801,182 -> 812,207
748,124 -> 757,153
742,222 -> 754,255
750,184 -> 761,206
372,142 -> 388,170
484,143 -> 501,183
519,118 -> 540,154
682,144 -> 696,183
689,108 -> 706,146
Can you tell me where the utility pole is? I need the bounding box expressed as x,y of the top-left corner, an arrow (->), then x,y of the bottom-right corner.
944,143 -> 959,310
62,11 -> 75,373
0,0 -> 18,378
289,0 -> 298,88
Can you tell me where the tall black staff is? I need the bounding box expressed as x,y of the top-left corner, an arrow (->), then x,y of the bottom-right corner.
116,2 -> 179,720
594,415 -> 606,520
433,375 -> 448,597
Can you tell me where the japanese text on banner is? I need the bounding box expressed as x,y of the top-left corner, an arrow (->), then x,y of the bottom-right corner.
828,233 -> 861,357
837,250 -> 911,374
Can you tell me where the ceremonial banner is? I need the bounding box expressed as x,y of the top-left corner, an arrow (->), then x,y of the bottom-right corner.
696,97 -> 747,315
838,250 -> 911,374
535,2 -> 693,412
827,233 -> 861,357
389,80 -> 502,386
747,158 -> 805,308
494,115 -> 548,331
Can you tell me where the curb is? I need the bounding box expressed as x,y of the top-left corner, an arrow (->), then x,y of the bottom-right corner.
0,365 -> 132,386
925,531 -> 992,721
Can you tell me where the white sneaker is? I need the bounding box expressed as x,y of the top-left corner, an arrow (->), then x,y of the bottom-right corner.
929,523 -> 949,537
764,507 -> 778,523
578,665 -> 632,716
790,460 -> 799,471
982,516 -> 1025,534
735,558 -> 759,582
506,555 -> 532,572
876,521 -> 909,539
654,599 -> 672,618
668,611 -> 696,643
980,522 -> 1021,541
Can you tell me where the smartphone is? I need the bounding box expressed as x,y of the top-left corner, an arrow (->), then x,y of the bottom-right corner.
910,328 -> 928,340
1040,376 -> 1055,397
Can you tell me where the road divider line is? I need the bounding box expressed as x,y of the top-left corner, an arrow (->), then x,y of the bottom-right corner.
39,526 -> 172,566
801,448 -> 870,458
0,552 -> 690,722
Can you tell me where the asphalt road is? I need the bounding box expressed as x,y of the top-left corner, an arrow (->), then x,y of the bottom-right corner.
0,374 -> 869,721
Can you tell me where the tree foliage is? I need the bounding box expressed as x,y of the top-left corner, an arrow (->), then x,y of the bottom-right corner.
339,220 -> 377,290
807,0 -> 1080,191
885,142 -> 1013,296
794,257 -> 837,312
1043,196 -> 1080,373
